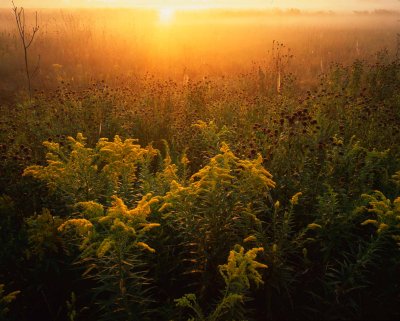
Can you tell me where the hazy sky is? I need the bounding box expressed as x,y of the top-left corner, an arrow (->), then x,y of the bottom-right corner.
1,0 -> 399,11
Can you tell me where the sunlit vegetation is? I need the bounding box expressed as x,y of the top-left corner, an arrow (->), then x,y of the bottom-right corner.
0,6 -> 400,321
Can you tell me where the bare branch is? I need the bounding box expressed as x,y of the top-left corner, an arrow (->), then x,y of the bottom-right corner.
11,0 -> 40,100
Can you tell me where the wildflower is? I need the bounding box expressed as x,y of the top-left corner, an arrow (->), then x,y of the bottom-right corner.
97,239 -> 113,258
76,201 -> 104,218
159,202 -> 173,212
377,223 -> 389,233
219,245 -> 267,291
136,242 -> 156,253
140,223 -> 161,233
307,223 -> 322,230
290,192 -> 302,205
58,218 -> 93,235
361,219 -> 378,226
111,219 -> 135,236
244,235 -> 257,243
181,153 -> 190,166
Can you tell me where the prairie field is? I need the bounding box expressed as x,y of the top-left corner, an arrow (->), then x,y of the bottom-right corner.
0,5 -> 400,321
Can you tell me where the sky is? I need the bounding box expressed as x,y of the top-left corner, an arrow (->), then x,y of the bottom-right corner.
0,0 -> 399,11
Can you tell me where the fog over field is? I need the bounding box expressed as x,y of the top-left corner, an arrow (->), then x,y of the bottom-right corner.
0,8 -> 398,95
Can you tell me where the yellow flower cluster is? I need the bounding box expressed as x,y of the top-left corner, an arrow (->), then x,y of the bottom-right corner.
23,134 -> 160,203
25,209 -> 63,259
392,171 -> 400,185
58,194 -> 161,259
158,143 -> 276,239
76,201 -> 104,218
136,242 -> 156,253
360,191 -> 400,244
58,218 -> 93,235
219,245 -> 268,291
243,235 -> 257,243
155,153 -> 180,190
98,194 -> 157,223
196,143 -> 275,194
0,284 -> 20,312
98,135 -> 156,189
290,192 -> 302,205
307,223 -> 322,230
96,238 -> 113,258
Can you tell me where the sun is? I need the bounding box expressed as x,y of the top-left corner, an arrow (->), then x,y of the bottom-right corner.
158,7 -> 175,24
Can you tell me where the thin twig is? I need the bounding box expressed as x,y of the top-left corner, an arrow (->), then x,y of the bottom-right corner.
11,0 -> 39,100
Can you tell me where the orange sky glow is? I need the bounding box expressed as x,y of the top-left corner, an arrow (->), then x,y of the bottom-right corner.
1,0 -> 399,11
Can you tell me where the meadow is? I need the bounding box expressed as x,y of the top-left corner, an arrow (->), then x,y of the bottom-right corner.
0,7 -> 400,320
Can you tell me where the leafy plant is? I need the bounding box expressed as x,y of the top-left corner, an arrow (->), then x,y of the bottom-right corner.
23,133 -> 157,207
25,208 -> 63,260
359,190 -> 400,245
160,143 -> 274,297
0,284 -> 20,318
59,195 -> 160,320
175,245 -> 267,321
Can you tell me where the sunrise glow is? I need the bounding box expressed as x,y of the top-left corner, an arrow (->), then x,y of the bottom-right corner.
0,0 -> 398,11
158,7 -> 175,24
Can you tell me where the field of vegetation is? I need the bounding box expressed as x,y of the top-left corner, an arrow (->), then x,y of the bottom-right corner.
1,7 -> 400,321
